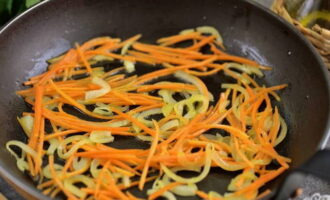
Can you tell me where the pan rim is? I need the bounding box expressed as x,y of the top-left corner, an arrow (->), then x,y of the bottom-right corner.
0,0 -> 329,199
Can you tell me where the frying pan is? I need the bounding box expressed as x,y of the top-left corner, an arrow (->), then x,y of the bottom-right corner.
0,0 -> 329,199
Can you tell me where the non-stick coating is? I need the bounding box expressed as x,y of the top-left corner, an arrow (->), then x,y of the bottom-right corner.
0,0 -> 329,199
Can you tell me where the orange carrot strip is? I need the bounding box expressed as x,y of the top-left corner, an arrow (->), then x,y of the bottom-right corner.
139,121 -> 160,190
136,56 -> 217,84
148,182 -> 182,200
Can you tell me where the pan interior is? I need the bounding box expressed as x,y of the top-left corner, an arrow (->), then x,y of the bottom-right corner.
0,0 -> 329,199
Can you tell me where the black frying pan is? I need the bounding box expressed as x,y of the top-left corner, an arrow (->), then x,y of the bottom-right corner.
0,0 -> 329,199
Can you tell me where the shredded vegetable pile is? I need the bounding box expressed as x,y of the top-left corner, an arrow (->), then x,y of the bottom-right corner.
7,26 -> 291,200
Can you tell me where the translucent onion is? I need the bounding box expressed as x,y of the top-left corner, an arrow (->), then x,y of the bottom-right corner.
221,84 -> 250,101
228,170 -> 257,191
179,29 -> 195,35
274,116 -> 287,146
171,184 -> 198,196
158,90 -> 177,104
196,26 -> 224,46
89,131 -> 114,143
16,158 -> 29,172
124,60 -> 135,73
85,76 -> 111,100
174,70 -> 213,101
137,108 -> 162,127
93,102 -> 113,116
90,55 -> 114,62
43,164 -> 63,179
63,175 -> 95,199
174,94 -> 209,119
148,187 -> 177,200
91,67 -> 105,77
6,140 -> 41,171
73,157 -> 91,171
160,119 -> 180,132
122,175 -> 131,187
106,120 -> 129,127
161,144 -> 213,184
161,191 -> 177,200
225,62 -> 263,77
90,159 -> 101,178
137,134 -> 153,142
57,136 -> 91,159
46,138 -> 60,155
224,69 -> 250,85
212,151 -> 244,171
162,104 -> 174,117
17,115 -> 34,137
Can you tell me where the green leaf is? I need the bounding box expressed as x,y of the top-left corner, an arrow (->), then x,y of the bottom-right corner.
0,0 -> 11,25
6,0 -> 13,14
25,0 -> 40,8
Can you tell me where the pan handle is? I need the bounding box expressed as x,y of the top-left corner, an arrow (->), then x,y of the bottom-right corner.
273,149 -> 330,199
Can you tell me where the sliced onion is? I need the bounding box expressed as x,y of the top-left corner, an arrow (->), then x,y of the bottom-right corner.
158,90 -> 177,103
106,120 -> 129,127
43,164 -> 63,179
137,134 -> 153,142
171,184 -> 198,196
174,70 -> 213,101
212,151 -> 244,171
89,131 -> 114,143
46,138 -> 60,155
122,175 -> 131,187
174,94 -> 209,119
6,140 -> 41,171
64,175 -> 95,199
57,136 -> 91,159
85,76 -> 111,100
91,67 -> 105,77
196,26 -> 224,46
227,170 -> 256,191
221,84 -> 249,101
17,115 -> 34,137
73,157 -> 91,171
161,144 -> 213,184
124,60 -> 135,73
179,29 -> 195,35
160,119 -> 180,132
225,62 -> 263,77
137,108 -> 162,127
93,103 -> 113,116
90,159 -> 101,178
162,104 -> 174,117
274,116 -> 287,146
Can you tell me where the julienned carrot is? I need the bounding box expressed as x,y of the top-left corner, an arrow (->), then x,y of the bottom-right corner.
48,155 -> 78,200
111,107 -> 156,136
139,120 -> 160,190
187,35 -> 216,50
75,43 -> 93,74
29,85 -> 44,148
9,28 -> 290,200
136,56 -> 218,84
137,83 -> 197,92
196,190 -> 223,200
157,32 -> 202,46
133,42 -> 201,55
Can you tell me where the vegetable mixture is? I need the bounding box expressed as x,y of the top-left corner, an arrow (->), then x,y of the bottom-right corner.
7,26 -> 290,200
